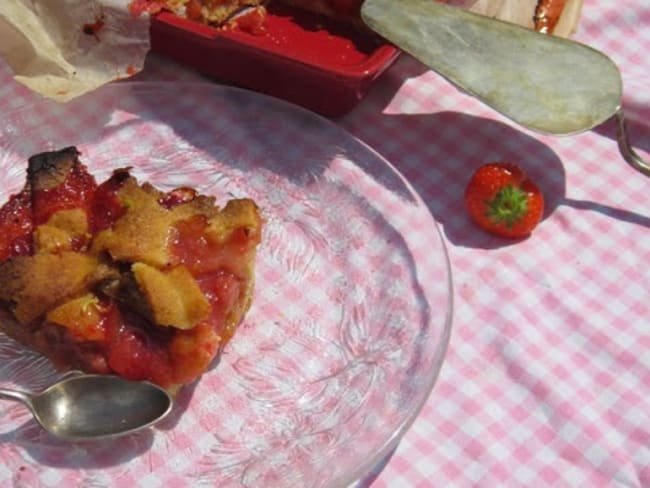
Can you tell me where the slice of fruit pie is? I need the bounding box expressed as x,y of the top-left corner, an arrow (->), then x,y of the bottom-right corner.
0,147 -> 262,393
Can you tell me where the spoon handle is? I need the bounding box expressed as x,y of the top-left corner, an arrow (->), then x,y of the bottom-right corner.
0,388 -> 32,406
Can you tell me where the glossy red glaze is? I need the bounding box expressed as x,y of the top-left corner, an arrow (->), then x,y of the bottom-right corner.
104,304 -> 175,386
89,170 -> 129,233
198,271 -> 242,327
0,191 -> 33,261
149,4 -> 400,117
32,163 -> 98,226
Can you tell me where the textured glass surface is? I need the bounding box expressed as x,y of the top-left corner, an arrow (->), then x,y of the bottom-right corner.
0,82 -> 452,487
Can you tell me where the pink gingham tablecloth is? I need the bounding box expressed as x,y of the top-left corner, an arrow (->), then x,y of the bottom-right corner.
0,0 -> 648,486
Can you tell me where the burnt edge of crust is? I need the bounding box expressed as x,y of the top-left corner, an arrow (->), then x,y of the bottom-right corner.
27,146 -> 81,191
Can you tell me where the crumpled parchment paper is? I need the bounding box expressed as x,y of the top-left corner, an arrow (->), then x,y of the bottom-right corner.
0,0 -> 150,102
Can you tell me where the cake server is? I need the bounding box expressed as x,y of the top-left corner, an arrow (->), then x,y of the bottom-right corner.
361,0 -> 649,176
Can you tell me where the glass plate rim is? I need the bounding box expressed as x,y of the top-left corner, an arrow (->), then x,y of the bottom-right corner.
0,80 -> 454,487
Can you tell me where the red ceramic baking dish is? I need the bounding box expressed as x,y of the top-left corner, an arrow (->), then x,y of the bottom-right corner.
149,4 -> 400,117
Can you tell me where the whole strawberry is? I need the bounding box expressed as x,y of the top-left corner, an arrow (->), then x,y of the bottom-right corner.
464,162 -> 544,238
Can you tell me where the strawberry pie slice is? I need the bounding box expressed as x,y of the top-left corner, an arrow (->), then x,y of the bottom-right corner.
0,147 -> 262,392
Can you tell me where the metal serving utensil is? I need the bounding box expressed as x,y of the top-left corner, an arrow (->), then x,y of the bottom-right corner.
0,374 -> 172,440
361,0 -> 649,177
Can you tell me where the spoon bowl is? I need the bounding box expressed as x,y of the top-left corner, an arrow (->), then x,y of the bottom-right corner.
0,374 -> 173,440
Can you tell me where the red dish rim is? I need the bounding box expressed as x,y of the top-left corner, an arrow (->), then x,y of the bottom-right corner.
152,9 -> 401,81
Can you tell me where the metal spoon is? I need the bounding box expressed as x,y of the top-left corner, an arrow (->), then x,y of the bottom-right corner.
0,374 -> 173,440
361,0 -> 650,176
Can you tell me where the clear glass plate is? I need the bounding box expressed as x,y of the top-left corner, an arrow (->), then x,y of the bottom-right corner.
0,82 -> 452,487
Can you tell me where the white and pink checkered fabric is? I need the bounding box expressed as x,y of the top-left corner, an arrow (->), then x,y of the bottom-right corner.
342,2 -> 650,487
0,1 -> 648,487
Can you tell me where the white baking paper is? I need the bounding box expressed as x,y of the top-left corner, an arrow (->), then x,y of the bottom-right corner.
0,0 -> 150,102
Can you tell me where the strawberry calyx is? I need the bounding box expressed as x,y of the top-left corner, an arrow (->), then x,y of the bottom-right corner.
485,184 -> 529,227
465,161 -> 544,238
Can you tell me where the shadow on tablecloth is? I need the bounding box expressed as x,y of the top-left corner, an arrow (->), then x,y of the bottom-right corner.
341,55 -> 650,250
415,111 -> 650,248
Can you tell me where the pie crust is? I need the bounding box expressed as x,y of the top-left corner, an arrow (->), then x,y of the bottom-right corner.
0,147 -> 262,392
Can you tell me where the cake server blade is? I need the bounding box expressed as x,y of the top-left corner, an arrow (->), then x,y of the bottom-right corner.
361,0 -> 649,175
